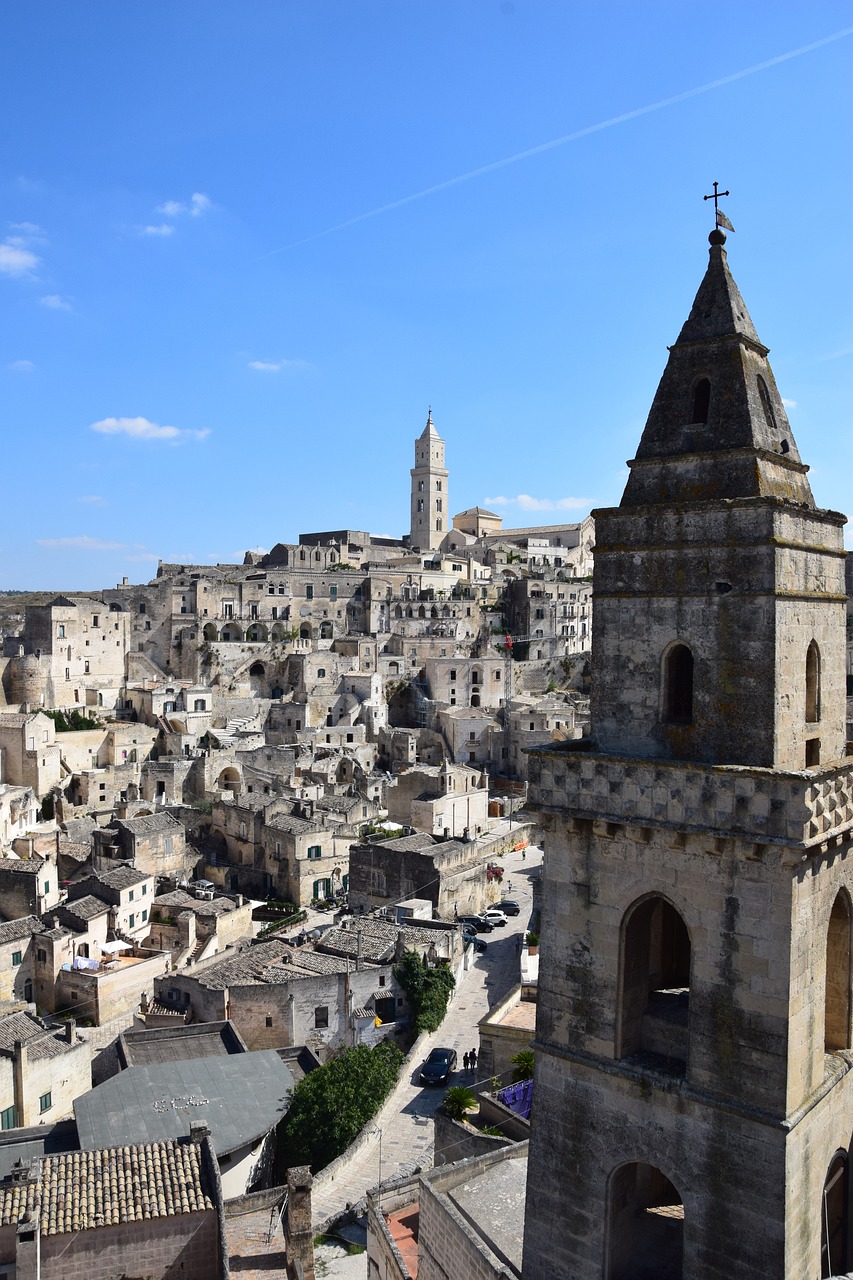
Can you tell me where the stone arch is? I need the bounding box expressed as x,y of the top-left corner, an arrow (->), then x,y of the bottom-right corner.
691,376 -> 710,424
470,692 -> 480,708
220,623 -> 243,642
320,621 -> 333,640
617,893 -> 691,1075
821,1149 -> 849,1277
393,605 -> 403,619
606,1161 -> 683,1279
246,622 -> 268,642
431,606 -> 439,619
806,639 -> 821,723
217,766 -> 241,794
825,889 -> 852,1052
249,661 -> 265,677
661,642 -> 693,726
418,606 -> 426,619
388,661 -> 400,675
203,623 -> 218,642
299,622 -> 312,640
270,623 -> 287,642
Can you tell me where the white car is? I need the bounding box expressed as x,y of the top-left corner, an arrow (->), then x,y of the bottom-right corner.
483,908 -> 508,927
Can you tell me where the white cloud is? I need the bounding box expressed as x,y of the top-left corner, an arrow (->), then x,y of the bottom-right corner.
8,359 -> 35,373
79,494 -> 107,506
10,221 -> 45,239
141,223 -> 175,237
156,192 -> 211,218
248,357 -> 307,372
781,397 -> 797,410
37,535 -> 127,551
484,493 -> 591,512
90,415 -> 210,443
0,241 -> 39,277
40,294 -> 72,311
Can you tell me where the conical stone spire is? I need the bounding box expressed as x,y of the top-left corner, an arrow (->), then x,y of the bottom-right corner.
621,231 -> 814,508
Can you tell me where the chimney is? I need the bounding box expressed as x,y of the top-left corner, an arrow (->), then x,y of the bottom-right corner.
65,1019 -> 76,1043
356,931 -> 363,972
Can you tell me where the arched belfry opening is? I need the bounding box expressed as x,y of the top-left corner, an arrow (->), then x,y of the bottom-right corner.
757,374 -> 777,432
806,640 -> 821,723
825,891 -> 852,1053
691,377 -> 710,424
607,1162 -> 684,1280
821,1151 -> 849,1278
662,644 -> 694,726
618,895 -> 691,1075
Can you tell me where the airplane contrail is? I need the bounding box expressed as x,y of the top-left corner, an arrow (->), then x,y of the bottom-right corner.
252,25 -> 853,260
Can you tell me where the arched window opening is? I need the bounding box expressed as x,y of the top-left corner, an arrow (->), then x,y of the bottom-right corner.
470,693 -> 481,708
806,640 -> 821,723
825,893 -> 852,1053
299,624 -> 311,640
607,1162 -> 683,1280
619,896 -> 691,1075
821,1152 -> 849,1278
218,767 -> 241,794
757,374 -> 777,433
663,644 -> 694,725
691,378 -> 710,424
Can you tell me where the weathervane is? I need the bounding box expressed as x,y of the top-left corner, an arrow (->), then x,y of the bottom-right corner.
703,181 -> 735,233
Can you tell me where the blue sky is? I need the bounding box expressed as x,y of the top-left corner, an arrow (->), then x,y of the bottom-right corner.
2,2 -> 851,590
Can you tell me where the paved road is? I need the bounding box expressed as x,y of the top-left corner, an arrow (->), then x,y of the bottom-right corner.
310,842 -> 542,1230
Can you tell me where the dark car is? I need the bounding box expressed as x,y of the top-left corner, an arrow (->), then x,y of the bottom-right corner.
499,899 -> 521,916
458,914 -> 494,934
420,1047 -> 458,1086
461,925 -> 488,953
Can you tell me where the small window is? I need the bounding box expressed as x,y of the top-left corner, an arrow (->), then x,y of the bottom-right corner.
806,641 -> 821,723
1,1106 -> 16,1130
307,845 -> 322,860
39,1092 -> 51,1114
663,643 -> 694,725
36,948 -> 46,964
141,909 -> 148,922
142,883 -> 147,895
691,379 -> 710,424
11,951 -> 22,967
314,1006 -> 329,1029
128,913 -> 135,929
265,1015 -> 273,1028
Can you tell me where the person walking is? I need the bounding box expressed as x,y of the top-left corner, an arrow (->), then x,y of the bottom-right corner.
470,1047 -> 478,1072
463,1051 -> 470,1073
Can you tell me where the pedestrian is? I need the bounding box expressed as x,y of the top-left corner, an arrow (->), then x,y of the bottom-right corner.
470,1047 -> 478,1071
522,848 -> 526,861
463,1051 -> 470,1073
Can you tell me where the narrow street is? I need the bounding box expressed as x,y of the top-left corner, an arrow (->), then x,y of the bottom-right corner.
310,841 -> 542,1235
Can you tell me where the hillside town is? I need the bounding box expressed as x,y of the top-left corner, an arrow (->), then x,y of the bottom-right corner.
0,219 -> 850,1280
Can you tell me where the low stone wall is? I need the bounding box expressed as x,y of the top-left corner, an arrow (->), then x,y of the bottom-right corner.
433,1110 -> 511,1168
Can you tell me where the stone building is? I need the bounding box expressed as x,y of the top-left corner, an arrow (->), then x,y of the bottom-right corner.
386,761 -> 489,838
348,831 -> 493,919
521,230 -> 852,1278
409,409 -> 449,553
0,1009 -> 92,1129
0,711 -> 61,797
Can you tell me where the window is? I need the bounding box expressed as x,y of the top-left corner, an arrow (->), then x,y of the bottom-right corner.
1,1106 -> 16,1130
58,623 -> 65,638
36,948 -> 46,963
691,378 -> 710,424
314,1006 -> 329,1029
663,644 -> 694,725
306,584 -> 314,600
128,913 -> 136,929
825,891 -> 852,1052
11,952 -> 21,967
618,895 -> 690,1076
141,909 -> 148,922
307,845 -> 322,860
129,889 -> 134,901
142,883 -> 147,895
39,1092 -> 51,1114
265,1015 -> 273,1028
317,668 -> 326,678
756,374 -> 777,432
91,615 -> 99,628
806,640 -> 821,722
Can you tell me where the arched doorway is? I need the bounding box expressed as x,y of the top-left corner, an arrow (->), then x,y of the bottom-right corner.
825,891 -> 852,1052
607,1162 -> 683,1280
217,767 -> 241,794
618,894 -> 691,1075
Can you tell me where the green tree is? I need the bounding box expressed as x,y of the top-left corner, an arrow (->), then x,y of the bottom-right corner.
511,1049 -> 535,1082
281,1041 -> 403,1173
443,1086 -> 477,1121
394,950 -> 455,1034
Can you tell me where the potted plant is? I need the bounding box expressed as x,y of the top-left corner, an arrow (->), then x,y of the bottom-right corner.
525,931 -> 540,955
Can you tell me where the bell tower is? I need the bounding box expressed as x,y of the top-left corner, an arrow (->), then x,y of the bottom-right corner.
409,408 -> 449,553
522,227 -> 852,1280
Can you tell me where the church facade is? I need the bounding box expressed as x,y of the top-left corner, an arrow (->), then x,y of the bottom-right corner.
522,228 -> 852,1278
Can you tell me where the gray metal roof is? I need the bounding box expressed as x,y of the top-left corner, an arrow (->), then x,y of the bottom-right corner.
74,1050 -> 293,1157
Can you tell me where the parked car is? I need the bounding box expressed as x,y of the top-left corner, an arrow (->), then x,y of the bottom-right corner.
498,899 -> 521,916
483,908 -> 508,927
420,1047 -> 458,1086
461,924 -> 488,953
458,914 -> 494,934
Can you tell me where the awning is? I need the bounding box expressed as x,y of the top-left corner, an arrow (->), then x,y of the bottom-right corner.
100,940 -> 132,955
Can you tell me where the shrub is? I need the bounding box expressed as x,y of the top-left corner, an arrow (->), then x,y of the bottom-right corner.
281,1041 -> 404,1173
443,1086 -> 477,1121
511,1049 -> 535,1082
394,950 -> 455,1034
